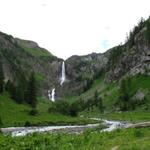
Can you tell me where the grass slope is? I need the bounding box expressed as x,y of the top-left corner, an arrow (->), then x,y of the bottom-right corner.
22,46 -> 53,58
0,74 -> 149,127
77,74 -> 150,121
0,93 -> 95,127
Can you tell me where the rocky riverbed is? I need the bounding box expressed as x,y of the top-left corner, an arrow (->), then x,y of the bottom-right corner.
2,119 -> 150,137
1,124 -> 100,137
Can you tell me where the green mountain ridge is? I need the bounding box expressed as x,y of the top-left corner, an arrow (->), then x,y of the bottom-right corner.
0,31 -> 63,97
0,17 -> 150,98
15,38 -> 54,58
0,16 -> 150,128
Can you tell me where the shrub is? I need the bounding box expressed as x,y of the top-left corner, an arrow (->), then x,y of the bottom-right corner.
24,121 -> 31,127
134,129 -> 144,138
29,109 -> 38,116
119,77 -> 131,111
0,117 -> 3,127
48,101 -> 70,115
48,105 -> 57,113
69,104 -> 78,117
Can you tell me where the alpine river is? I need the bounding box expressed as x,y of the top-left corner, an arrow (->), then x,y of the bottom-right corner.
1,119 -> 132,137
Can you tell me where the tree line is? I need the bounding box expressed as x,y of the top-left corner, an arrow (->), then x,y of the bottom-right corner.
0,61 -> 37,109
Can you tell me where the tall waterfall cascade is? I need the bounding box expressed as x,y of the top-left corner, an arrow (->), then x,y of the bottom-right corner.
48,61 -> 66,102
60,61 -> 66,86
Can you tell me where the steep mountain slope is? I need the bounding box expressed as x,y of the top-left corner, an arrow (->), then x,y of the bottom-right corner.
106,28 -> 150,82
0,17 -> 150,100
0,32 -> 63,97
64,18 -> 150,96
58,53 -> 108,96
0,17 -> 150,129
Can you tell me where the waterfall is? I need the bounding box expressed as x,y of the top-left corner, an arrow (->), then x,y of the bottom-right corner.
48,89 -> 55,102
51,88 -> 55,102
60,61 -> 66,85
48,61 -> 66,102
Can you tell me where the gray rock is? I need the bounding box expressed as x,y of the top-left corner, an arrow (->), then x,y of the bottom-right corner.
133,89 -> 145,101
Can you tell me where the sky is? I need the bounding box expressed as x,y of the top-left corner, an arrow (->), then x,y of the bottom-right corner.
0,0 -> 150,59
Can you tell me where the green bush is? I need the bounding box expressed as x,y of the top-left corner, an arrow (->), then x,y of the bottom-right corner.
29,109 -> 38,116
48,101 -> 70,115
0,116 -> 3,127
134,129 -> 144,138
24,121 -> 31,127
69,103 -> 78,117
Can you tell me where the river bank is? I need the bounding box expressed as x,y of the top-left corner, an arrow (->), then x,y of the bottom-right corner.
1,123 -> 150,150
2,118 -> 150,137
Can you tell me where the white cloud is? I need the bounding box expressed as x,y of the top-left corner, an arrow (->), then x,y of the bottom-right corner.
0,0 -> 150,59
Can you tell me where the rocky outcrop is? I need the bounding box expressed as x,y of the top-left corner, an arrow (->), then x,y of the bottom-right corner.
106,27 -> 150,82
132,89 -> 146,101
63,53 -> 108,95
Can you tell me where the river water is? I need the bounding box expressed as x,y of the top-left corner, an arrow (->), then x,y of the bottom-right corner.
1,119 -> 131,137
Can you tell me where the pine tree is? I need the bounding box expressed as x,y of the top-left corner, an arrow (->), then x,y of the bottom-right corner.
119,78 -> 130,110
94,90 -> 98,106
26,72 -> 37,108
0,60 -> 4,93
16,81 -> 25,103
69,103 -> 78,117
98,97 -> 104,113
0,116 -> 3,127
5,80 -> 17,100
145,19 -> 150,42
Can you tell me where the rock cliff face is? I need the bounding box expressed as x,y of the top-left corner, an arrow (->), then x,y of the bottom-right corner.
0,17 -> 150,99
0,31 -> 109,98
106,27 -> 150,82
62,53 -> 108,95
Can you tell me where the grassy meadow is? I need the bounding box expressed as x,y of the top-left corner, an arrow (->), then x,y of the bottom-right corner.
0,74 -> 150,149
0,93 -> 96,127
1,127 -> 150,150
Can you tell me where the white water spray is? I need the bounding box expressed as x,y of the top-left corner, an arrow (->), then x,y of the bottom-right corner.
60,61 -> 66,85
51,88 -> 55,102
48,90 -> 51,100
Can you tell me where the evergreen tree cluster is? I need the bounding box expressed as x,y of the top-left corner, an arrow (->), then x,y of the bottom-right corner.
108,45 -> 123,69
82,90 -> 104,112
145,17 -> 150,42
0,60 -> 37,108
0,59 -> 4,93
118,76 -> 147,111
126,17 -> 150,47
126,17 -> 145,48
48,100 -> 78,117
119,77 -> 130,111
94,90 -> 104,113
83,78 -> 93,92
117,76 -> 145,111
